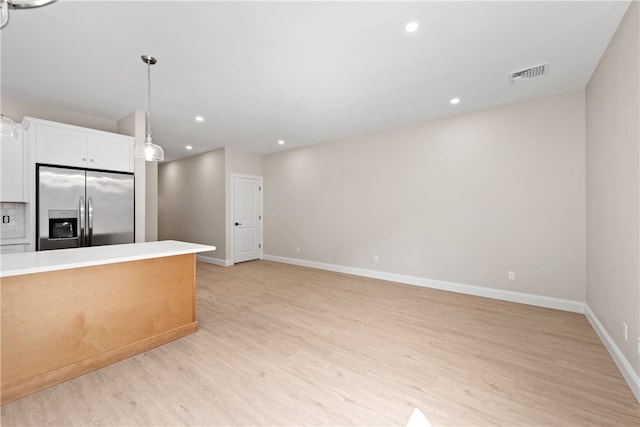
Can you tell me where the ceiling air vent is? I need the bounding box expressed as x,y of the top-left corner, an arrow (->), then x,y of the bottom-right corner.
509,63 -> 549,84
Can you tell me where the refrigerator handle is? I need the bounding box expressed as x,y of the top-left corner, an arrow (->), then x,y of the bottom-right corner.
88,196 -> 94,246
79,196 -> 85,246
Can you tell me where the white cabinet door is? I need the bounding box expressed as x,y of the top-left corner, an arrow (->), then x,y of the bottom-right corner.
87,134 -> 133,172
36,125 -> 87,168
1,129 -> 25,202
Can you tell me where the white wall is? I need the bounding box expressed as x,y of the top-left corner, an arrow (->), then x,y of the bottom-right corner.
264,90 -> 586,301
117,110 -> 148,243
586,1 -> 639,379
145,161 -> 158,242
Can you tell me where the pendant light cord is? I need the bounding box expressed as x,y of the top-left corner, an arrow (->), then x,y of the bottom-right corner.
146,60 -> 152,142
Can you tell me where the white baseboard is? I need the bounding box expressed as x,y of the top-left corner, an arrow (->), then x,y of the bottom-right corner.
197,255 -> 232,267
585,305 -> 640,403
263,254 -> 584,313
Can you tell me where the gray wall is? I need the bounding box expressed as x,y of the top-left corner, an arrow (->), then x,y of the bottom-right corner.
586,1 -> 639,377
158,149 -> 225,259
264,90 -> 586,301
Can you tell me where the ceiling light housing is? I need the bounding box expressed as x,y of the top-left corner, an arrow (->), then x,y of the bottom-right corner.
450,97 -> 460,105
405,22 -> 419,33
195,116 -> 204,122
186,145 -> 193,150
278,140 -> 285,145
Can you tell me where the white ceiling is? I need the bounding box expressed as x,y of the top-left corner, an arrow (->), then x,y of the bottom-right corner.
1,0 -> 631,161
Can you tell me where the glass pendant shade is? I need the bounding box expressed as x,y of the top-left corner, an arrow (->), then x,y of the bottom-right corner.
1,0 -> 57,29
135,138 -> 164,162
0,114 -> 17,138
8,0 -> 57,9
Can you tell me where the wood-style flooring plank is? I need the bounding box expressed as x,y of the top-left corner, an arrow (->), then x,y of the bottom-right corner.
2,260 -> 638,426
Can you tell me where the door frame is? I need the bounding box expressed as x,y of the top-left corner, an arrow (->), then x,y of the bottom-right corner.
230,173 -> 264,265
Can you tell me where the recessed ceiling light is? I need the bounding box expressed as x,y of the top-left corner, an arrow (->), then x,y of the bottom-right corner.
405,22 -> 419,33
186,145 -> 193,150
195,116 -> 204,122
450,98 -> 460,105
278,140 -> 285,145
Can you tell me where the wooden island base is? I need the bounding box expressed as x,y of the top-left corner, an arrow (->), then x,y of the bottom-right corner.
1,253 -> 198,404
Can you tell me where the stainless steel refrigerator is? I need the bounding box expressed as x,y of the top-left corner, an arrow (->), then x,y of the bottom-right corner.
37,165 -> 134,251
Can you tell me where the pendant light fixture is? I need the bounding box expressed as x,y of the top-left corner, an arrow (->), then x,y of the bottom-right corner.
1,0 -> 57,30
0,114 -> 17,138
134,55 -> 164,162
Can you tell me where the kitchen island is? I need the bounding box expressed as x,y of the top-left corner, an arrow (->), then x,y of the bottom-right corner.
0,240 -> 215,404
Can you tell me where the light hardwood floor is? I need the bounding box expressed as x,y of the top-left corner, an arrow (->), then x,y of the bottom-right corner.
2,260 -> 638,426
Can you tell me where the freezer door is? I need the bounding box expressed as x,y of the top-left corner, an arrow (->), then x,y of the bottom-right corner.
37,166 -> 86,251
86,171 -> 134,246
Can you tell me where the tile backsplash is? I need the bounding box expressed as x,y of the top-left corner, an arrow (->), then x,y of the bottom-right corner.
1,202 -> 26,239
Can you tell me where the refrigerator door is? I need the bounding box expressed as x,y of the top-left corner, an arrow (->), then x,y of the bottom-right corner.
37,166 -> 86,251
86,170 -> 134,246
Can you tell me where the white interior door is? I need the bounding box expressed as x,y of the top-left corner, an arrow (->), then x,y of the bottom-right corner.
233,175 -> 263,263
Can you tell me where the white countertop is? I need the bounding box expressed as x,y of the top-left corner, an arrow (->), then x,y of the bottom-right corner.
0,240 -> 216,278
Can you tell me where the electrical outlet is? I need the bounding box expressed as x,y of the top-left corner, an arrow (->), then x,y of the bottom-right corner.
373,255 -> 379,263
508,271 -> 516,281
623,322 -> 628,341
2,215 -> 10,224
296,246 -> 300,253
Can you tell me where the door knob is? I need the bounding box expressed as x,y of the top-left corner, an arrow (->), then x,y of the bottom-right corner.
235,222 -> 242,226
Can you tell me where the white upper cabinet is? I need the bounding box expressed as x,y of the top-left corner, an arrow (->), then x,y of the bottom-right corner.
29,118 -> 134,173
87,134 -> 132,172
35,125 -> 87,168
1,127 -> 26,202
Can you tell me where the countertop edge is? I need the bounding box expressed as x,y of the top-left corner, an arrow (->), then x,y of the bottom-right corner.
0,241 -> 216,278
